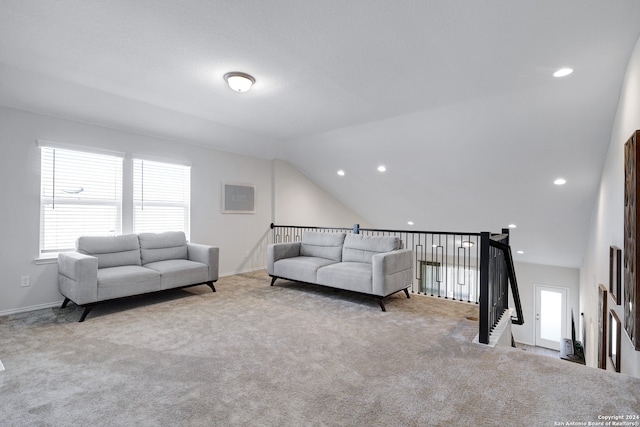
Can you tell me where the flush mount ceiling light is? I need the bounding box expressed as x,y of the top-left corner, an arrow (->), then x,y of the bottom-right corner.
508,224 -> 517,229
517,250 -> 524,254
377,165 -> 386,172
337,170 -> 345,176
407,221 -> 414,226
554,178 -> 567,185
224,72 -> 255,92
553,68 -> 573,78
461,240 -> 475,248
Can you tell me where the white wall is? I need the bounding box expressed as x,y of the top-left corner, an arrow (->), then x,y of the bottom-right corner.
0,108 -> 372,316
510,261 -> 580,346
581,35 -> 640,378
0,107 -> 274,315
273,159 -> 370,228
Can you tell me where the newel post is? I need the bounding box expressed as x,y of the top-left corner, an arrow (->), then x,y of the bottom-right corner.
479,231 -> 491,344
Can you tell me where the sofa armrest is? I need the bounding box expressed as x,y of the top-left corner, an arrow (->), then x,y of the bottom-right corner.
267,242 -> 301,275
188,243 -> 219,282
57,251 -> 99,305
371,249 -> 413,297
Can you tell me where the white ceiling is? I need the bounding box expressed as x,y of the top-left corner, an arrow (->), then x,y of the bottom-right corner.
2,0 -> 640,267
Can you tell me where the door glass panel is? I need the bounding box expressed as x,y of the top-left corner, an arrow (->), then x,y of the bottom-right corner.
540,289 -> 562,342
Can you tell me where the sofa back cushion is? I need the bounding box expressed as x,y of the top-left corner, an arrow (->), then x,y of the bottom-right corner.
300,231 -> 346,262
76,234 -> 141,269
139,231 -> 188,265
342,234 -> 400,264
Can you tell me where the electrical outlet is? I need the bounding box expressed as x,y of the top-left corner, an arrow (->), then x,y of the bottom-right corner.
20,276 -> 30,287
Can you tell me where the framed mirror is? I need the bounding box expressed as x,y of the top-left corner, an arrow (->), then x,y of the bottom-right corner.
598,284 -> 608,369
609,309 -> 621,372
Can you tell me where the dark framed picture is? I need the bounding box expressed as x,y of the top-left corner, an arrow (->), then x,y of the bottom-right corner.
624,131 -> 640,350
598,284 -> 608,370
609,309 -> 621,372
222,183 -> 255,214
610,246 -> 621,305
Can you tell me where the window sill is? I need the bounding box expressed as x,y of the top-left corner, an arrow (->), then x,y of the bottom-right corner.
35,257 -> 58,265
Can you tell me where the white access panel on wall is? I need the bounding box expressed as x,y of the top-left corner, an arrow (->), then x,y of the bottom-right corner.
222,182 -> 255,214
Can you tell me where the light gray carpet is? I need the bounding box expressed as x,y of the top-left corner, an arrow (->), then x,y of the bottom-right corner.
0,270 -> 638,426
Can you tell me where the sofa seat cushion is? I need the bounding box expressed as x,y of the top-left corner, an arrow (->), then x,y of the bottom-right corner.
274,256 -> 338,284
316,262 -> 373,294
97,265 -> 160,301
144,259 -> 208,290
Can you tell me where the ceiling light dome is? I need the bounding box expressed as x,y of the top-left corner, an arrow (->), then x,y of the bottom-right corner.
553,68 -> 573,78
224,72 -> 255,92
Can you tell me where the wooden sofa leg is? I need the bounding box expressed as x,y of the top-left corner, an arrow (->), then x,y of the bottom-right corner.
61,298 -> 71,309
206,281 -> 217,292
78,307 -> 93,322
403,288 -> 410,299
377,298 -> 387,312
270,277 -> 277,286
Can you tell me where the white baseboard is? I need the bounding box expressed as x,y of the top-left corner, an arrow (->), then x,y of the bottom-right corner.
0,301 -> 63,318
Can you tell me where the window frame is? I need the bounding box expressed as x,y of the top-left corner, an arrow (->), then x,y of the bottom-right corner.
38,142 -> 192,258
38,142 -> 124,256
132,157 -> 191,239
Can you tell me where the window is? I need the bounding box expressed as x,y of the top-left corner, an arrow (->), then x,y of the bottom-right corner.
133,158 -> 190,237
39,144 -> 191,257
40,145 -> 123,254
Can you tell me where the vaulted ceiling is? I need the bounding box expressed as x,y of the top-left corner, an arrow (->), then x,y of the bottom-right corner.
2,0 -> 640,267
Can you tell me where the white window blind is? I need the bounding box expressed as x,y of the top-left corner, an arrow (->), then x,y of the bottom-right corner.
133,158 -> 190,236
40,146 -> 123,254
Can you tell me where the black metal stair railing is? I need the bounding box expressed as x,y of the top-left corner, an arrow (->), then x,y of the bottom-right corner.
269,223 -> 524,344
478,229 -> 525,344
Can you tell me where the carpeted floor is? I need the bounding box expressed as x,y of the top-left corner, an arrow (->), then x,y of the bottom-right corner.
0,270 -> 638,426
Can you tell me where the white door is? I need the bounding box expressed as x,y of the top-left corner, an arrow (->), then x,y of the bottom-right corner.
534,285 -> 568,350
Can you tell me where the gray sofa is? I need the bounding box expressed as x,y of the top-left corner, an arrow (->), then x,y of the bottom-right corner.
267,231 -> 413,311
57,231 -> 219,321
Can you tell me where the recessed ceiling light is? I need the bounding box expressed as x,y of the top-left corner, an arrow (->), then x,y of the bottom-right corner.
224,72 -> 255,92
508,224 -> 517,229
377,165 -> 386,172
337,170 -> 345,176
407,221 -> 414,226
517,250 -> 524,254
554,178 -> 567,185
553,68 -> 573,78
